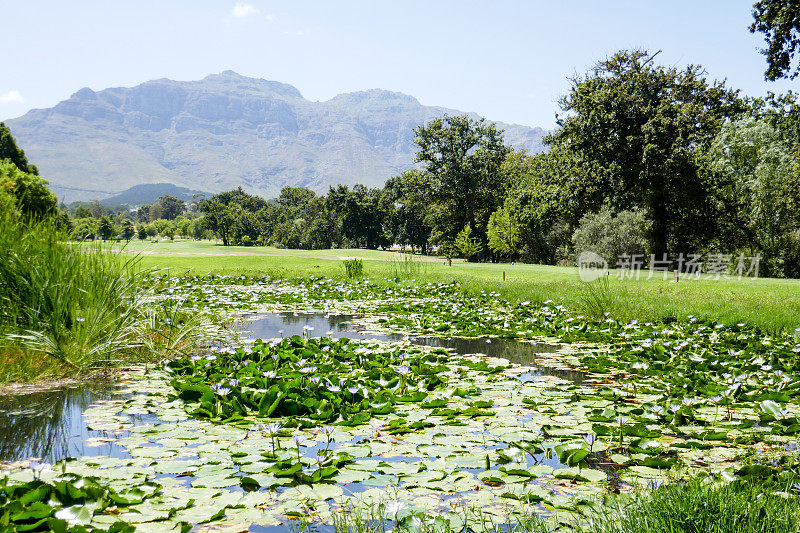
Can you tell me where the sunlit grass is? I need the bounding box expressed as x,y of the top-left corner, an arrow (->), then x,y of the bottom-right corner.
130,240 -> 800,334
578,479 -> 800,533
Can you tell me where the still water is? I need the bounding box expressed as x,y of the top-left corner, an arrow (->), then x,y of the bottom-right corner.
0,311 -> 580,463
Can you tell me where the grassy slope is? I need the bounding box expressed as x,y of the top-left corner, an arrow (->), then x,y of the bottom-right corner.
127,239 -> 800,333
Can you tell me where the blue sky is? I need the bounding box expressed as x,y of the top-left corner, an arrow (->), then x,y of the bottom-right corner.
0,1 -> 795,129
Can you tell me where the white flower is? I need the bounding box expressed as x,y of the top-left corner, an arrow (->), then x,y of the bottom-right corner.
384,500 -> 408,517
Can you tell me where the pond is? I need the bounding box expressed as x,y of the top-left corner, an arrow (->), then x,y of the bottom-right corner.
1,310 -> 577,466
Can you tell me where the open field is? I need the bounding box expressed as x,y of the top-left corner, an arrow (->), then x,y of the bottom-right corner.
123,239 -> 800,334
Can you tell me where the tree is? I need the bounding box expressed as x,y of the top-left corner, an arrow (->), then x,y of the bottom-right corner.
454,225 -> 484,260
549,49 -> 746,257
121,222 -> 135,242
73,218 -> 97,240
571,207 -> 650,267
751,1 -> 800,80
0,122 -> 37,174
0,159 -> 57,218
176,217 -> 192,238
384,170 -> 433,253
502,147 -> 598,264
89,199 -> 105,219
487,207 -> 519,258
706,117 -> 800,274
414,115 -> 511,255
200,200 -> 238,245
157,195 -> 185,220
137,224 -> 148,240
97,216 -> 114,240
334,185 -> 388,249
75,205 -> 93,219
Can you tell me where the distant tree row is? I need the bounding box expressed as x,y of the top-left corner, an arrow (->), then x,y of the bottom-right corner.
183,49 -> 800,277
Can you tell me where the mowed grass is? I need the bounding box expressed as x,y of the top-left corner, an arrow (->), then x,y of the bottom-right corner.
128,239 -> 800,334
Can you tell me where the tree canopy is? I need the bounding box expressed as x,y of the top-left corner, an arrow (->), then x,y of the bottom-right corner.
751,0 -> 800,80
548,49 -> 746,256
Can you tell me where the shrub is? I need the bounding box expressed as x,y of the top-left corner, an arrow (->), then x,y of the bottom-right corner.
572,206 -> 649,267
342,258 -> 364,278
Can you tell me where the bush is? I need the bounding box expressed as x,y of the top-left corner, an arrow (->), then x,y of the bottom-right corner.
572,206 -> 649,268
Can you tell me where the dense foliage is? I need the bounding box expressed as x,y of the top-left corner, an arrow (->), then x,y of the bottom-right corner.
751,0 -> 800,80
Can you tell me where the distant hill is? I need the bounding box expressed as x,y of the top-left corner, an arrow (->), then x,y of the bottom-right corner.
5,71 -> 547,202
101,183 -> 211,207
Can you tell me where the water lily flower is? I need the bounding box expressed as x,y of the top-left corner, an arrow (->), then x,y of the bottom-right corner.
647,479 -> 666,489
211,384 -> 231,395
309,377 -> 321,384
29,460 -> 48,472
228,379 -> 239,387
396,365 -> 411,375
263,370 -> 276,379
299,366 -> 318,374
615,416 -> 630,425
347,386 -> 360,394
327,384 -> 341,392
384,500 -> 408,518
266,423 -> 281,434
584,434 -> 597,446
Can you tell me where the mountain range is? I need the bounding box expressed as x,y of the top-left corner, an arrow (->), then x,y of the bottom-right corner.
5,71 -> 546,202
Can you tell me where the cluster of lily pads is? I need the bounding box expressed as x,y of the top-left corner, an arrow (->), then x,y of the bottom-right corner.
167,336 -> 461,427
0,462 -> 170,533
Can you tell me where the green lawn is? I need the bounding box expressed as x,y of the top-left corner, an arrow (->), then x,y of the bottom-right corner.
127,239 -> 800,333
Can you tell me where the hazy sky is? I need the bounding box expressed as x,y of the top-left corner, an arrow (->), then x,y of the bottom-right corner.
1,1 -> 795,128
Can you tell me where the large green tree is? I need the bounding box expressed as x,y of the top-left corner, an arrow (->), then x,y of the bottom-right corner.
156,195 -> 186,221
383,170 -> 433,253
502,147 -> 598,264
414,115 -> 511,255
706,117 -> 800,274
751,1 -> 800,80
0,159 -> 57,218
0,123 -> 37,175
549,49 -> 746,257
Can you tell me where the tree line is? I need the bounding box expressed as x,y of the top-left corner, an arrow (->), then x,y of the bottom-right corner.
43,48 -> 800,278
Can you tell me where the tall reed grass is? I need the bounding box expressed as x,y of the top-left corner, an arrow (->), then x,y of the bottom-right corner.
0,211 -> 202,382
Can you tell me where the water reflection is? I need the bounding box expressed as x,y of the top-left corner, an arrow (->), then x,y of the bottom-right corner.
237,312 -> 585,384
0,383 -> 129,463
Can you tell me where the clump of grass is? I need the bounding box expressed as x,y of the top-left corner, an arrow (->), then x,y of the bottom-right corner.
342,258 -> 364,278
0,211 -> 203,382
389,254 -> 428,280
578,275 -> 621,320
581,479 -> 800,533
